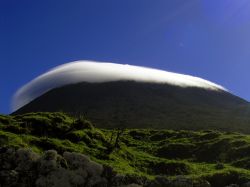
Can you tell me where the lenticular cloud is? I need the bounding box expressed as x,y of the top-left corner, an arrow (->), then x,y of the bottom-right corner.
12,60 -> 227,111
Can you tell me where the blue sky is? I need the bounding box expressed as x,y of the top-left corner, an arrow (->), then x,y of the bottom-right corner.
1,0 -> 250,114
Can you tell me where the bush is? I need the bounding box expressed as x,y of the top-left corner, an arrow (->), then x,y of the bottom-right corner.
66,131 -> 92,145
73,119 -> 94,130
149,161 -> 191,175
195,138 -> 231,162
156,143 -> 195,159
215,162 -> 224,170
206,170 -> 242,187
129,130 -> 148,140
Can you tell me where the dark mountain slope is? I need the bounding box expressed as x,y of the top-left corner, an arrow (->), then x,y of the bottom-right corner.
13,81 -> 250,132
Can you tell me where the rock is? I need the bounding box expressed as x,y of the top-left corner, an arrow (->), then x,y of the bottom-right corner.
225,184 -> 239,187
70,173 -> 86,185
127,175 -> 148,185
111,174 -> 147,187
43,150 -> 58,160
15,148 -> 39,172
73,168 -> 88,179
36,151 -> 107,187
57,154 -> 68,169
63,152 -> 90,169
170,176 -> 193,187
193,180 -> 211,187
0,147 -> 149,187
119,184 -> 143,187
36,167 -> 90,187
38,159 -> 59,175
0,170 -> 19,186
85,176 -> 108,187
111,174 -> 127,186
63,151 -> 103,177
145,176 -> 170,187
85,160 -> 103,177
0,148 -> 16,170
36,169 -> 72,187
215,162 -> 224,170
102,165 -> 117,180
242,182 -> 250,187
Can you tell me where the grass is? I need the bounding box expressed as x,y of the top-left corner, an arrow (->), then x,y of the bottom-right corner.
1,112 -> 250,186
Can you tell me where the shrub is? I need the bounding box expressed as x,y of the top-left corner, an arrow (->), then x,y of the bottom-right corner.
156,143 -> 195,159
149,161 -> 191,175
72,119 -> 94,130
205,170 -> 242,187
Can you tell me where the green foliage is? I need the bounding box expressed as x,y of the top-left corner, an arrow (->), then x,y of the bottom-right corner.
2,112 -> 250,185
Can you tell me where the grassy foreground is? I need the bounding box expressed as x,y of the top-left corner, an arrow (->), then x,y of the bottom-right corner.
1,112 -> 250,186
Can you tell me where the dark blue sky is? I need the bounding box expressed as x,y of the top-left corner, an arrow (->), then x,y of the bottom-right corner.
1,0 -> 250,114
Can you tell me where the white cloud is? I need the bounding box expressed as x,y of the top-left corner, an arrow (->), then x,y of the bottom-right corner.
12,60 -> 227,111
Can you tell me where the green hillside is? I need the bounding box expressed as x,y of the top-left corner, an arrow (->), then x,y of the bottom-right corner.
2,112 -> 250,186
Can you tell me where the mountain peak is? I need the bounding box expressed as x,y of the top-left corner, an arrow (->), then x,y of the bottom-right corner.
12,60 -> 226,111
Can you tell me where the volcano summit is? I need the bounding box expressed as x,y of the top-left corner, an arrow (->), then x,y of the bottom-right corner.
12,61 -> 250,131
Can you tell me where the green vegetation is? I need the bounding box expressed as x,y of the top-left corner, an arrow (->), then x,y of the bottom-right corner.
2,112 -> 250,186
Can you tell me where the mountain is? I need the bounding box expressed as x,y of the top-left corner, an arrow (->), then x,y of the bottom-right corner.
13,81 -> 250,132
